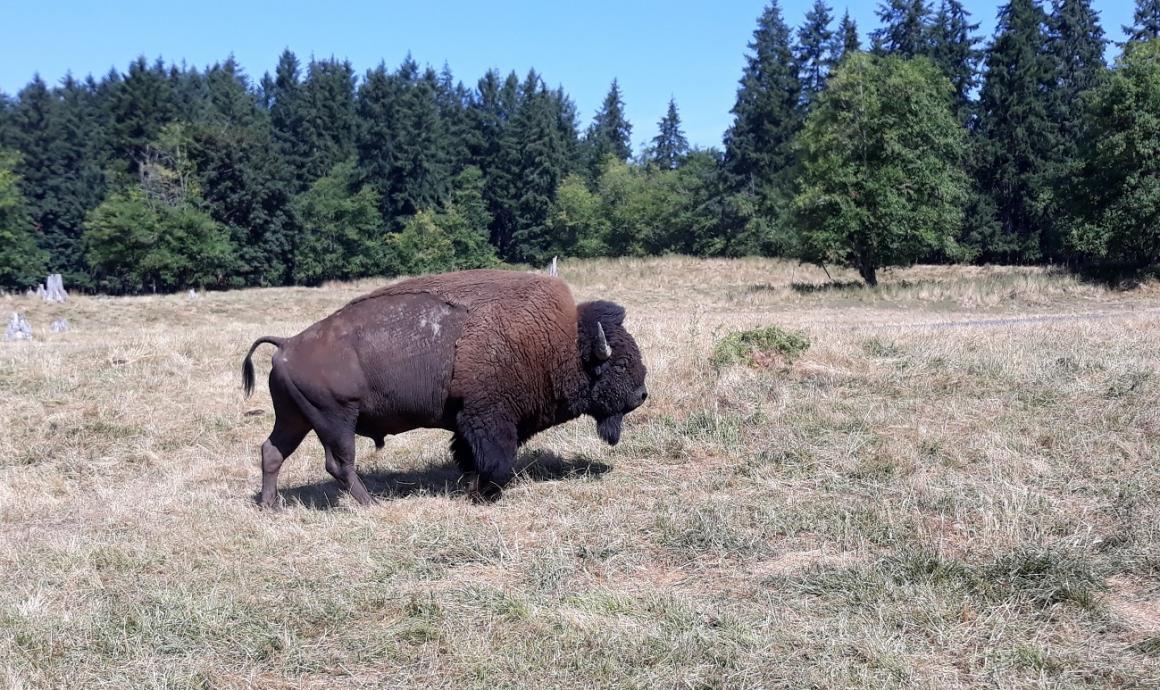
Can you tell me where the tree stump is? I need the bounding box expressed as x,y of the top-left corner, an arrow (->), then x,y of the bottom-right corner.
4,313 -> 33,341
43,274 -> 68,303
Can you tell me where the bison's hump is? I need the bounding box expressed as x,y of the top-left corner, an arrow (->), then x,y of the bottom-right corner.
338,269 -> 571,316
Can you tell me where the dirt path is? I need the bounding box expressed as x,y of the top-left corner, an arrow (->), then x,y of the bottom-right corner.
787,306 -> 1160,333
882,307 -> 1160,331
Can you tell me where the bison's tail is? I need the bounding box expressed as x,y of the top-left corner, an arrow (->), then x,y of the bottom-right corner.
242,336 -> 286,398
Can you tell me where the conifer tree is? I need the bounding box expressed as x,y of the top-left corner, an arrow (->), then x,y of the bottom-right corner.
835,11 -> 862,61
550,86 -> 583,175
928,0 -> 981,122
298,58 -> 357,183
204,57 -> 262,127
267,50 -> 312,191
464,70 -> 503,224
387,65 -> 452,218
9,75 -> 109,283
465,70 -> 509,181
973,0 -> 1058,261
1124,0 -> 1160,42
587,81 -> 631,164
108,57 -> 178,174
584,79 -> 633,174
0,149 -> 48,289
1049,0 -> 1107,232
724,1 -> 802,194
435,64 -> 471,174
171,64 -> 209,122
353,58 -> 458,227
0,93 -> 13,148
474,71 -> 522,251
797,0 -> 836,105
649,98 -> 689,170
355,63 -> 399,222
9,75 -> 95,280
871,0 -> 933,58
11,79 -> 70,275
504,72 -> 571,262
190,60 -> 296,286
1042,0 -> 1106,261
261,54 -> 354,193
258,72 -> 275,111
721,1 -> 804,256
1051,0 -> 1106,112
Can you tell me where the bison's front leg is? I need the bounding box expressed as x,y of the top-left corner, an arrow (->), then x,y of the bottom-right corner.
458,416 -> 517,503
450,432 -> 479,494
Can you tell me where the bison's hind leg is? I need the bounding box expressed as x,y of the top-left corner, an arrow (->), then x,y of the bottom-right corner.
317,420 -> 375,506
258,372 -> 313,508
259,403 -> 310,509
261,424 -> 309,508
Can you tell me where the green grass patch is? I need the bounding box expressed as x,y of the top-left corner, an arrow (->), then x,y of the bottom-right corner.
789,547 -> 1105,613
862,337 -> 905,358
711,325 -> 810,368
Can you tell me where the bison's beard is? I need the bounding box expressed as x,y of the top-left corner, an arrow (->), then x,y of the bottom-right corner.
597,415 -> 623,446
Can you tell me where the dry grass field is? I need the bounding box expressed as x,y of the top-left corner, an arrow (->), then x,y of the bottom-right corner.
2,257 -> 1159,688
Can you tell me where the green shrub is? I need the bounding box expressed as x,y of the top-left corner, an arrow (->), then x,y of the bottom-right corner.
711,325 -> 810,368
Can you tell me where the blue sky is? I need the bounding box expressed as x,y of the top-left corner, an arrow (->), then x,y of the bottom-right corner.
0,1 -> 1135,151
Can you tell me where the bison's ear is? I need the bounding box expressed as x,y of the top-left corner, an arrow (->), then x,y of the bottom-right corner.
578,301 -> 626,363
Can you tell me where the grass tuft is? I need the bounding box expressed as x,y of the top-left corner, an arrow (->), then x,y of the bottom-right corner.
711,325 -> 810,368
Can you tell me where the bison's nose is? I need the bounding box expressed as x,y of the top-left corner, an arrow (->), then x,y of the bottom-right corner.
633,386 -> 648,408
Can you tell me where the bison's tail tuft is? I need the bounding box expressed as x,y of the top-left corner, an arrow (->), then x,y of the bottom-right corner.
242,336 -> 286,398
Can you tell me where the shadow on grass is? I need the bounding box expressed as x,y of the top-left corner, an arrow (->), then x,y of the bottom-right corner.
1071,263 -> 1160,290
789,279 -> 866,294
272,448 -> 612,510
771,264 -> 1155,297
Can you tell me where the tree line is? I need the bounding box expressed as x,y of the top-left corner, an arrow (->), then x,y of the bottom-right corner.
1,0 -> 1159,292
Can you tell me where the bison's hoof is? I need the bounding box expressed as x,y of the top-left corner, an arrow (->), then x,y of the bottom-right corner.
460,472 -> 502,503
468,489 -> 495,504
468,482 -> 503,504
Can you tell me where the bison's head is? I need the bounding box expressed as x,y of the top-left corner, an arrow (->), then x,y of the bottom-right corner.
578,301 -> 648,445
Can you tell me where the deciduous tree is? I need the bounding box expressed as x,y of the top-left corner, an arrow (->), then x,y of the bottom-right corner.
1067,40 -> 1160,266
792,54 -> 968,285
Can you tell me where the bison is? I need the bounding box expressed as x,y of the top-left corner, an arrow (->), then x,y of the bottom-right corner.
241,269 -> 648,506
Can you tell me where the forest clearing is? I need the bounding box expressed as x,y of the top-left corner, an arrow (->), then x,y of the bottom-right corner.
2,257 -> 1158,688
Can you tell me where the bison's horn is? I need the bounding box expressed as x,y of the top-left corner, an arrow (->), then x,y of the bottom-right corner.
595,322 -> 612,360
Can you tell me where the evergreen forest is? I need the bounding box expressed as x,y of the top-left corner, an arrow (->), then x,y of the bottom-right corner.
2,0 -> 1159,292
